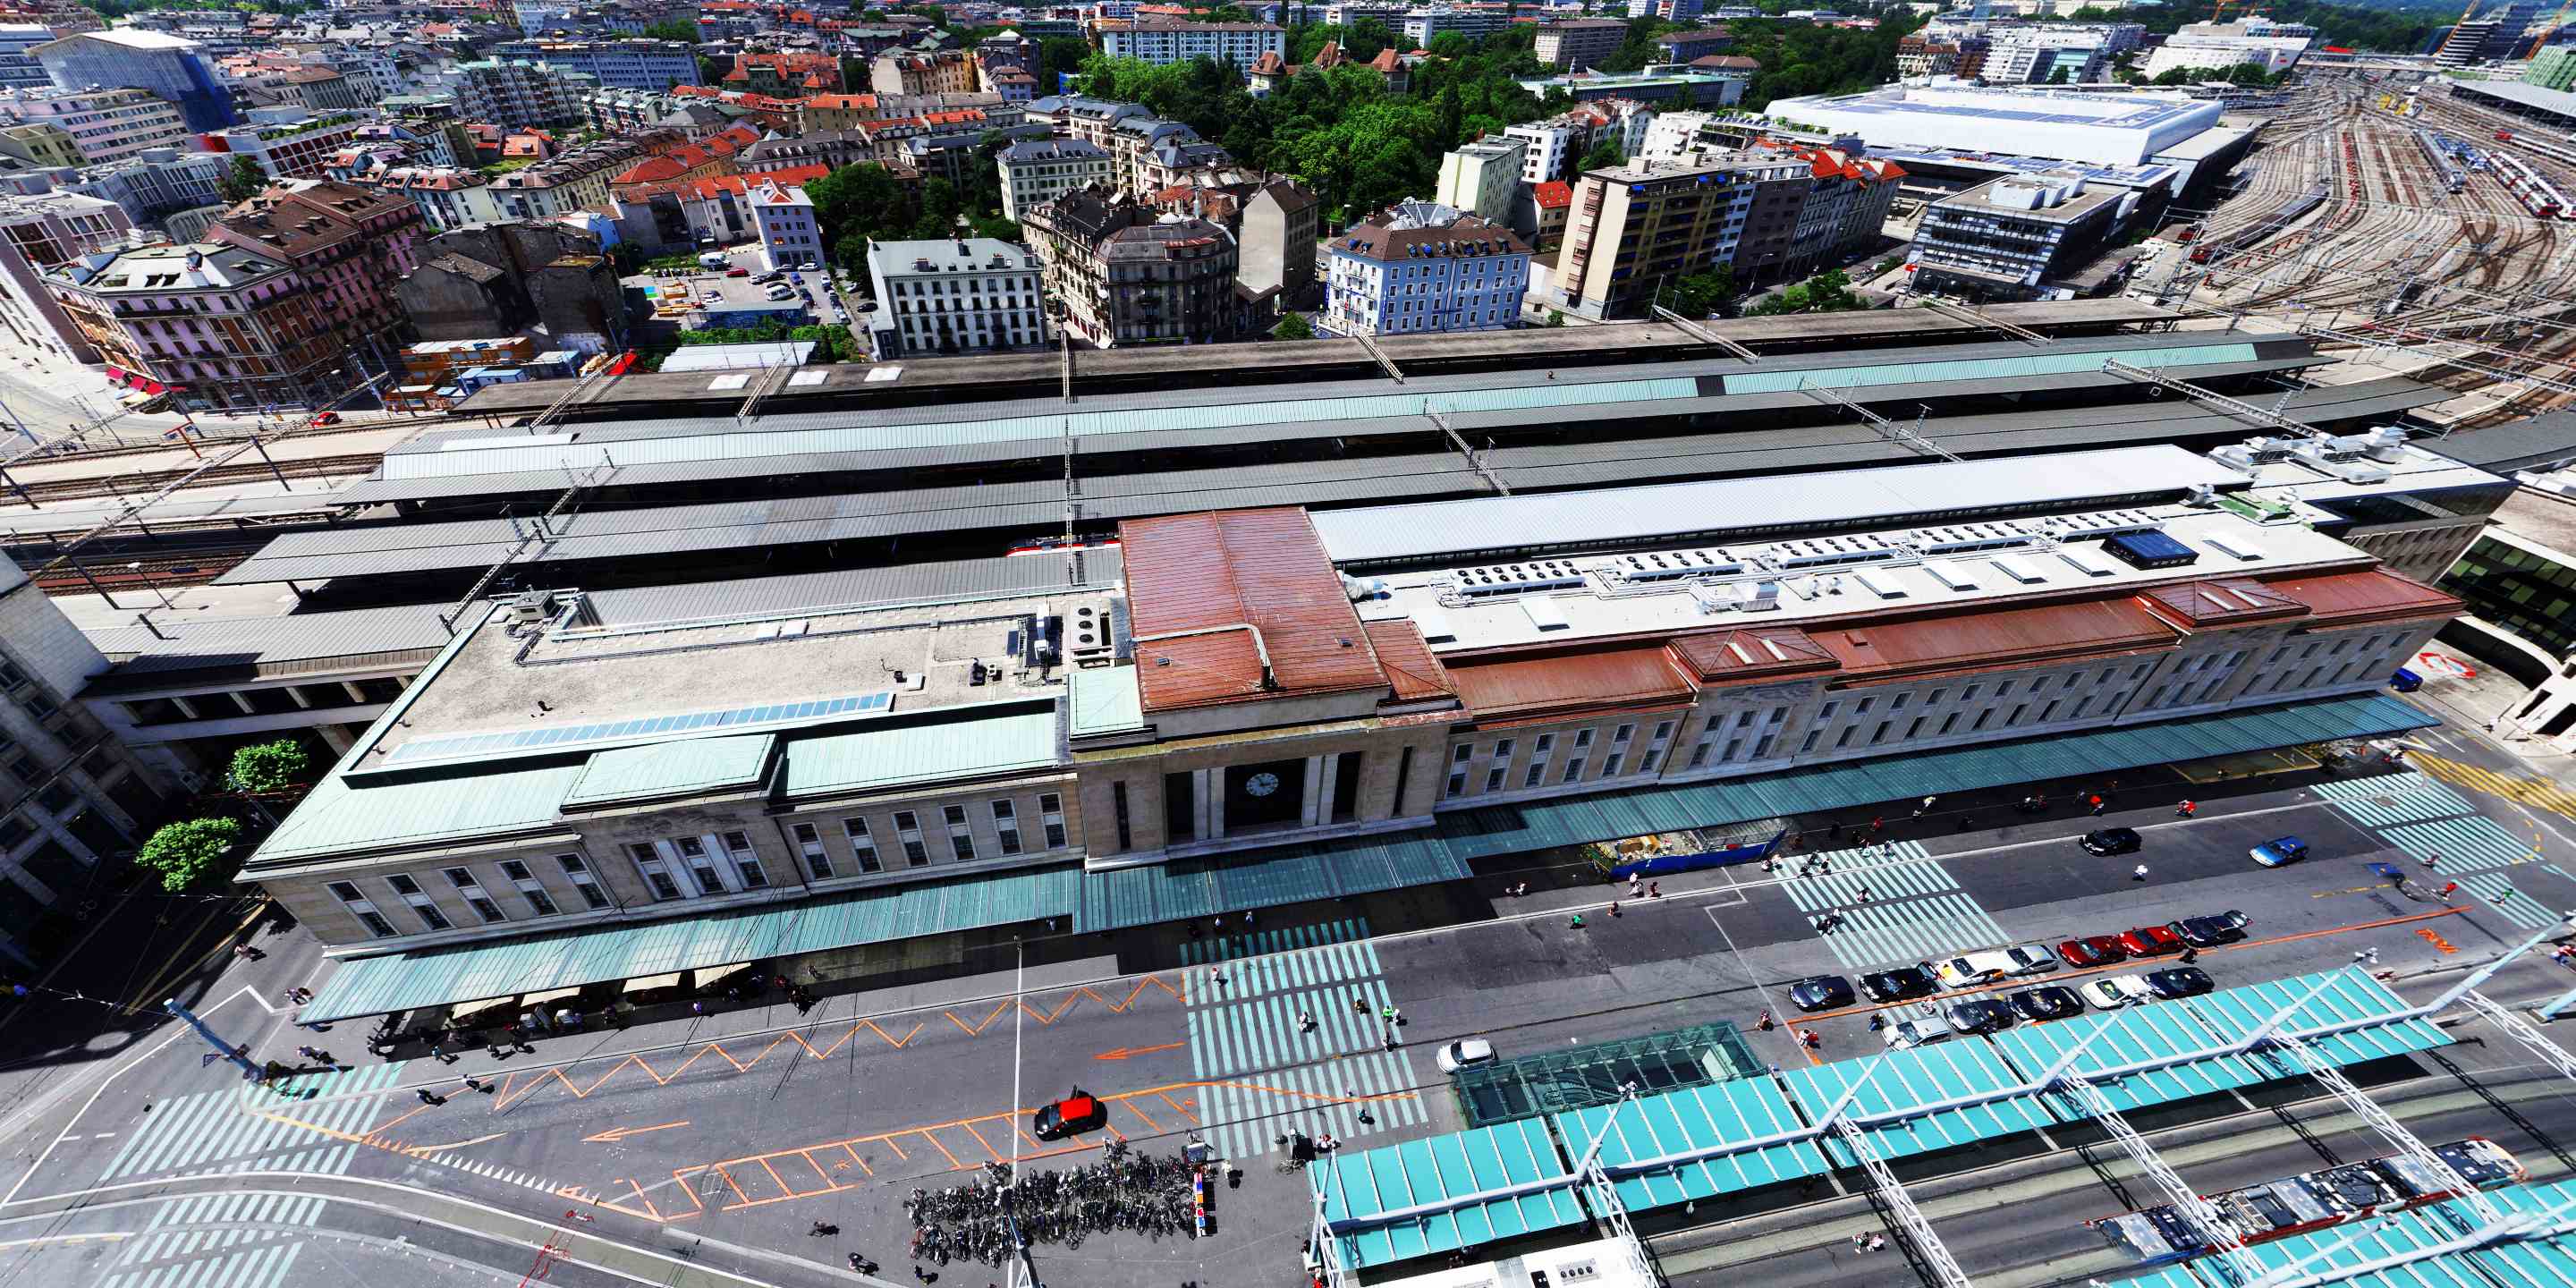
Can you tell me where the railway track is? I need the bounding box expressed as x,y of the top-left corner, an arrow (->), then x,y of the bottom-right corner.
27,548 -> 255,596
0,451 -> 383,506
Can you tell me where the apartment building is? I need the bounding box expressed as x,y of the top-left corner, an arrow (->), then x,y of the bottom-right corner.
1534,18 -> 1627,70
205,111 -> 369,179
61,147 -> 231,226
491,38 -> 700,91
1907,171 -> 2130,302
1322,197 -> 1530,336
0,188 -> 130,361
45,241 -> 343,411
1400,7 -> 1510,44
375,165 -> 496,231
453,58 -> 594,129
998,135 -> 1112,221
481,138 -> 647,218
1506,100 -> 1653,184
1024,184 -> 1240,346
0,122 -> 72,167
32,29 -> 239,131
1097,18 -> 1284,70
726,50 -> 841,96
870,50 -> 978,95
1434,135 -> 1528,223
207,178 -> 426,374
1783,142 -> 1903,275
1654,26 -> 1733,61
233,445 -> 2466,975
0,87 -> 187,165
582,86 -> 685,134
861,234 -> 1048,357
748,177 -> 819,270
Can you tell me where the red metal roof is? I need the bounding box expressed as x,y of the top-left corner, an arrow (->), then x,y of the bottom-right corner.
1361,619 -> 1455,703
1533,180 -> 1573,209
1667,628 -> 1841,683
2258,569 -> 2463,629
2138,579 -> 2309,631
1120,509 -> 1387,712
1809,597 -> 2180,683
1446,646 -> 1695,721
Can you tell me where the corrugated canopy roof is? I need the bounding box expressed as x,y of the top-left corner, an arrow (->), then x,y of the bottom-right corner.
1119,509 -> 1387,711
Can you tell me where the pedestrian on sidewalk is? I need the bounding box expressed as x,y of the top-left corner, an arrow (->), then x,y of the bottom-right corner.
1571,913 -> 1586,929
1352,993 -> 1369,1014
1298,1011 -> 1316,1033
1868,1013 -> 1885,1031
233,942 -> 264,962
1648,881 -> 1661,899
2441,881 -> 2461,899
2176,800 -> 2197,818
1607,901 -> 1622,918
1857,886 -> 1871,904
2132,864 -> 2150,882
1628,875 -> 1643,897
1853,1234 -> 1868,1253
1758,1009 -> 1775,1030
1870,817 -> 1885,835
462,1074 -> 485,1093
2089,795 -> 2107,817
1213,970 -> 1230,990
1868,1234 -> 1885,1252
417,1089 -> 446,1106
2180,947 -> 2199,964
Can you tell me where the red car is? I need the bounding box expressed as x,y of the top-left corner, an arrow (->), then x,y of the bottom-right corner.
2120,925 -> 2185,957
724,266 -> 750,277
310,411 -> 340,426
2059,935 -> 2130,968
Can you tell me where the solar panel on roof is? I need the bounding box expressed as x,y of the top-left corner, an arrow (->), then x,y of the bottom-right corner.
386,691 -> 893,764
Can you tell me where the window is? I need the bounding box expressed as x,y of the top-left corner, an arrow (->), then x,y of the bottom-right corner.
1994,681 -> 2013,699
1602,751 -> 1625,775
1926,688 -> 1946,705
1111,783 -> 1132,851
1574,729 -> 1595,749
1835,726 -> 1857,749
1446,769 -> 1468,799
1754,733 -> 1776,758
1939,712 -> 1961,734
1453,743 -> 1472,764
443,867 -> 506,923
792,822 -> 835,879
1613,724 -> 1634,745
1534,733 -> 1556,754
993,800 -> 1022,855
628,843 -> 684,901
1653,720 -> 1675,741
675,835 -> 724,894
840,818 -> 880,872
2039,699 -> 2060,723
894,811 -> 928,866
1562,757 -> 1585,783
330,880 -> 398,937
1817,701 -> 1839,722
1972,709 -> 1994,731
557,853 -> 610,909
1038,793 -> 1066,848
1960,684 -> 1980,703
1493,738 -> 1514,759
942,806 -> 975,861
1484,765 -> 1506,792
722,831 -> 767,888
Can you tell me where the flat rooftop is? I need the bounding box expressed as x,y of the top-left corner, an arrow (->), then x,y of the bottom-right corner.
1775,83 -> 2219,131
1861,144 -> 2179,191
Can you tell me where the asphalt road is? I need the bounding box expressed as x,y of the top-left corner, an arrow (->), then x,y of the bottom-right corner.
4,719 -> 2576,1287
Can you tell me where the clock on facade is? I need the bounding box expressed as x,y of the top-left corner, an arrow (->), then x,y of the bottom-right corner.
1244,771 -> 1282,797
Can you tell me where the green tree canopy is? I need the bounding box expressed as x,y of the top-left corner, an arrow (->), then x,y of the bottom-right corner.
135,817 -> 243,894
639,18 -> 696,40
1667,265 -> 1736,318
1272,311 -> 1316,340
217,155 -> 267,204
1575,135 -> 1627,174
1745,268 -> 1862,317
227,740 -> 310,793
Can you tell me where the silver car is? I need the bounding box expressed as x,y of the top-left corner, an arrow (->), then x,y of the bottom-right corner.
2004,943 -> 2059,975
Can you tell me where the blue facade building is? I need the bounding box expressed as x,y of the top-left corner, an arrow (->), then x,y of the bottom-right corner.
32,30 -> 239,131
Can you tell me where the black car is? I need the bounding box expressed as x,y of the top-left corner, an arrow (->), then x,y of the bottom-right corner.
2081,827 -> 2144,856
1790,975 -> 1856,1012
1945,998 -> 2017,1035
2144,966 -> 2215,999
2170,911 -> 2250,947
1860,964 -> 1940,1003
2010,985 -> 2087,1021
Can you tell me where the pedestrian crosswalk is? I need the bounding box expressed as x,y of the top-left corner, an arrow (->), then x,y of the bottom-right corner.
100,1192 -> 331,1288
1186,936 -> 1385,1004
1180,917 -> 1373,965
1780,846 -> 1945,911
97,1062 -> 408,1182
107,1239 -> 305,1288
2309,774 -> 2478,828
1806,892 -> 2013,970
1194,1050 -> 1428,1160
2411,752 -> 2576,823
2380,815 -> 2540,871
1186,980 -> 1397,1078
2454,871 -> 2557,929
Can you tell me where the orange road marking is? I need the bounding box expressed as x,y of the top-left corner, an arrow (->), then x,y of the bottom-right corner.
619,1178 -> 662,1220
581,1121 -> 691,1144
957,1118 -> 1004,1162
1157,1091 -> 1198,1123
757,1157 -> 795,1196
1118,1099 -> 1162,1133
880,1135 -> 909,1162
714,1165 -> 753,1207
363,1103 -> 431,1140
1095,1042 -> 1184,1061
2418,928 -> 2459,953
917,1130 -> 962,1169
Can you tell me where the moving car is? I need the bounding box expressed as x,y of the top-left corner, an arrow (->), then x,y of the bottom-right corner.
1932,950 -> 2019,988
2118,925 -> 2185,957
2091,1140 -> 2526,1266
1860,964 -> 1940,1003
2079,975 -> 2157,1009
2058,935 -> 2130,968
2251,835 -> 2310,868
1945,998 -> 2016,1035
1436,1038 -> 1496,1072
2143,966 -> 2214,999
2081,827 -> 2143,856
1885,1015 -> 1956,1049
2009,985 -> 2086,1021
2004,943 -> 2059,975
2170,911 -> 2250,947
1032,1089 -> 1106,1140
1790,975 -> 1855,1012
724,266 -> 750,277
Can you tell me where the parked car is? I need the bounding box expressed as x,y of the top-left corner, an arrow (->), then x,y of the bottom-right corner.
2010,985 -> 2087,1021
1032,1089 -> 1106,1140
1933,950 -> 2020,989
1436,1038 -> 1496,1072
800,260 -> 821,271
2059,935 -> 2131,968
1790,975 -> 1855,1012
2081,827 -> 2143,856
1945,998 -> 2017,1035
2004,943 -> 2059,975
724,266 -> 750,277
2144,967 -> 2215,999
2251,835 -> 2310,868
2171,911 -> 2250,947
2080,975 -> 2158,1009
310,411 -> 340,426
1860,964 -> 1940,1003
2118,925 -> 2185,957
1885,1015 -> 1957,1049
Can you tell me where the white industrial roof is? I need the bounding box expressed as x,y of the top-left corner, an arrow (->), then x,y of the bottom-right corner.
1309,445 -> 2249,566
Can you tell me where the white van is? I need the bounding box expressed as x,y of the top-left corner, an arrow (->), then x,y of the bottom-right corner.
698,251 -> 728,269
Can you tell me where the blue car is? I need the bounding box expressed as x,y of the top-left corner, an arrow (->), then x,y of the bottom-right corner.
2251,835 -> 2310,868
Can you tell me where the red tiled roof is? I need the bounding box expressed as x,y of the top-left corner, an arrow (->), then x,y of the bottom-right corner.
1533,180 -> 1572,209
669,162 -> 832,200
1120,509 -> 1388,712
1361,620 -> 1454,703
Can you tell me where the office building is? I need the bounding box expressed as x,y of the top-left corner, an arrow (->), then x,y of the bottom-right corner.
1435,135 -> 1528,223
491,38 -> 700,91
749,177 -> 819,271
2137,19 -> 2316,80
453,59 -> 594,129
1983,26 -> 2109,82
1535,18 -> 1628,70
1322,198 -> 1530,336
1400,6 -> 1512,44
1768,81 -> 2226,168
1907,171 -> 2129,302
0,22 -> 53,91
1097,18 -> 1284,70
32,29 -> 238,131
861,235 -> 1048,357
0,86 -> 186,165
2527,46 -> 2576,90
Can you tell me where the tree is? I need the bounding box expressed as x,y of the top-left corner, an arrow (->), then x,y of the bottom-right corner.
2046,65 -> 2072,84
227,740 -> 310,794
1273,311 -> 1315,340
806,162 -> 916,273
1745,268 -> 1861,317
640,18 -> 696,40
135,817 -> 242,894
1667,264 -> 1736,318
217,155 -> 267,204
1575,135 -> 1627,174
696,54 -> 727,86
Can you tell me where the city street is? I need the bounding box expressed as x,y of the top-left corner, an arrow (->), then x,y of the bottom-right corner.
5,712 -> 2576,1287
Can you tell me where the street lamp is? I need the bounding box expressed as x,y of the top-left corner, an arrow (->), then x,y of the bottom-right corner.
127,562 -> 174,611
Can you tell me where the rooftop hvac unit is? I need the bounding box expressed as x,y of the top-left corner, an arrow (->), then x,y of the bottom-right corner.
2103,530 -> 2200,570
2291,441 -> 2390,485
2184,483 -> 2219,507
1737,580 -> 1783,612
503,589 -> 554,624
2358,426 -> 2409,462
1340,573 -> 1389,602
1771,542 -> 1904,570
2036,509 -> 2162,541
1067,599 -> 1116,666
2209,444 -> 2262,474
1451,559 -> 1587,598
1610,548 -> 1745,582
